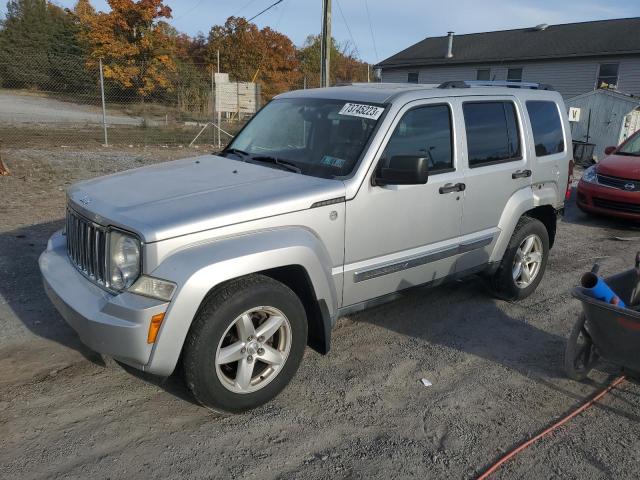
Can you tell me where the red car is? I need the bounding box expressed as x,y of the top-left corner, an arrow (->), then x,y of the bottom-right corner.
577,129 -> 640,221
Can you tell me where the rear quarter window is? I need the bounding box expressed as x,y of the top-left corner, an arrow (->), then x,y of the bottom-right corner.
526,101 -> 565,157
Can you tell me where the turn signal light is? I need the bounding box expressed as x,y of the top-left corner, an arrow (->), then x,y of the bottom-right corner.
566,159 -> 575,201
147,313 -> 165,344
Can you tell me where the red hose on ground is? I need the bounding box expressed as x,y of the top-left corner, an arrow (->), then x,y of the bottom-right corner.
477,375 -> 627,480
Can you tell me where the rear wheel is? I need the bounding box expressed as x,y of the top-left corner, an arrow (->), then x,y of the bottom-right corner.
492,216 -> 549,301
183,275 -> 308,413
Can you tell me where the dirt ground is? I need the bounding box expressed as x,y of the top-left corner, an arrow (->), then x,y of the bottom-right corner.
1,147 -> 640,479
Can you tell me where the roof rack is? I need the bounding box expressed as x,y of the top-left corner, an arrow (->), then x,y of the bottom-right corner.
438,80 -> 554,91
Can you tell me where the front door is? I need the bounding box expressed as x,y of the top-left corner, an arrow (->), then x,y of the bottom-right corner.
342,100 -> 464,306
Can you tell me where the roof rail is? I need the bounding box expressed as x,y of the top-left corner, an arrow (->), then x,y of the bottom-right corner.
438,80 -> 554,91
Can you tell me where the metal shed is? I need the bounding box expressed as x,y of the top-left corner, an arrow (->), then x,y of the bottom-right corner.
566,89 -> 640,161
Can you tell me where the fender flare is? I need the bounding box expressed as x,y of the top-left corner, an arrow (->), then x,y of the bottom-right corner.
145,227 -> 338,376
490,188 -> 535,263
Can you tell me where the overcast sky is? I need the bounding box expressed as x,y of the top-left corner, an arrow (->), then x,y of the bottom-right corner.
5,0 -> 639,63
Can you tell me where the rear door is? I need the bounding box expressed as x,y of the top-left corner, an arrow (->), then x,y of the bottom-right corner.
456,96 -> 532,271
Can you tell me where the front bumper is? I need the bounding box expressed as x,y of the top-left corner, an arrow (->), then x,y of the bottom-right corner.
576,179 -> 640,221
39,230 -> 169,370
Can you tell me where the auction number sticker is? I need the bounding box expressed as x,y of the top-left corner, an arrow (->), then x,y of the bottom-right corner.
339,103 -> 384,120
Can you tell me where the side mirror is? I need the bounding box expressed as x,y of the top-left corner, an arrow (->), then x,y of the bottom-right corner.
604,146 -> 617,156
375,155 -> 429,186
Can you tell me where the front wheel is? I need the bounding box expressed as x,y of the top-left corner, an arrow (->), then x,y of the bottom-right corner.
492,216 -> 549,301
183,275 -> 308,413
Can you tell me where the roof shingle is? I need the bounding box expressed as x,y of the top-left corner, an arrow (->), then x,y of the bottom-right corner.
376,18 -> 640,68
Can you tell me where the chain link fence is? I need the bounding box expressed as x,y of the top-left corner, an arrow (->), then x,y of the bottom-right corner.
0,53 -> 259,151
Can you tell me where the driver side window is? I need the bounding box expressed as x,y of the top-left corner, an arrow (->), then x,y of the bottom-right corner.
381,104 -> 454,172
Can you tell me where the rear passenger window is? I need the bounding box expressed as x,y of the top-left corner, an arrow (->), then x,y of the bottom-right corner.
526,101 -> 565,156
463,101 -> 521,167
382,104 -> 453,172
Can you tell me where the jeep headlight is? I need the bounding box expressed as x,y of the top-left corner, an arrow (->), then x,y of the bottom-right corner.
109,230 -> 141,290
582,165 -> 598,184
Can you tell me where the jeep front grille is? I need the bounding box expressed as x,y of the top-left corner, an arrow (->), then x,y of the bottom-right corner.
66,209 -> 108,286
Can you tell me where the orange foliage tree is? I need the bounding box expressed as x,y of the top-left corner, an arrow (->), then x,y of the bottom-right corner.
74,0 -> 178,97
298,35 -> 370,88
207,17 -> 301,99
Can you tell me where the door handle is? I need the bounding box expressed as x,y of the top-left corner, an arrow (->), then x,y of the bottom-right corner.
512,169 -> 532,179
439,183 -> 466,194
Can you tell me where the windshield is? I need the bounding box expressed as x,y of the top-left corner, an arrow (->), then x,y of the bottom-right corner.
224,97 -> 385,178
618,132 -> 640,156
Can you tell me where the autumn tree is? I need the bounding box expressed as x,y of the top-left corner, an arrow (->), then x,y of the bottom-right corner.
74,0 -> 178,98
298,35 -> 369,87
207,17 -> 301,99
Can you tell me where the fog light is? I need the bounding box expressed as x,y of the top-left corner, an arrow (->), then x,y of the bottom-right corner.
147,313 -> 165,344
129,275 -> 176,301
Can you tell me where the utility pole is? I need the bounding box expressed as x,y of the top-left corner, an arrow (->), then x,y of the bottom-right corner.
320,0 -> 331,88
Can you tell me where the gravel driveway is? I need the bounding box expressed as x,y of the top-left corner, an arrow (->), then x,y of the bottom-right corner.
1,148 -> 639,479
0,91 -> 143,126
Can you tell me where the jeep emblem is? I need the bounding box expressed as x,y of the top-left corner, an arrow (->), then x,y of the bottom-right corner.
78,193 -> 92,205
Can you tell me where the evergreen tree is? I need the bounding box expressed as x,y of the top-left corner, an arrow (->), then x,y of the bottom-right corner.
0,0 -> 89,91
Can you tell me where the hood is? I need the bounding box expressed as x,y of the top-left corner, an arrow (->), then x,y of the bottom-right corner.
67,155 -> 345,242
597,153 -> 640,181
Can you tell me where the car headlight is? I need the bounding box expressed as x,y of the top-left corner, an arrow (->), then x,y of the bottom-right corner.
109,230 -> 141,290
582,165 -> 598,184
128,275 -> 176,301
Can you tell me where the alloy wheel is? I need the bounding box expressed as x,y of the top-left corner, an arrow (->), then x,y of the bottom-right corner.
215,306 -> 292,394
512,234 -> 544,288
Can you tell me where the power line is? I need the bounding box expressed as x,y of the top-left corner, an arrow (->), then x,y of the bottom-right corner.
335,0 -> 361,58
248,0 -> 284,23
232,0 -> 260,18
171,0 -> 207,21
363,0 -> 379,62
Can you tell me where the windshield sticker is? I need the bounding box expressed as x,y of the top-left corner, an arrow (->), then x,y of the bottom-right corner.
321,155 -> 346,168
338,103 -> 384,120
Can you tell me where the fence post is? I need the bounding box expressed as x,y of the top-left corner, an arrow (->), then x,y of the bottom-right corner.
99,58 -> 108,147
211,65 -> 217,143
0,141 -> 9,176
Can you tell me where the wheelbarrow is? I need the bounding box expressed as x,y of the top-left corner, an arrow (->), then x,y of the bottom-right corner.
565,254 -> 640,380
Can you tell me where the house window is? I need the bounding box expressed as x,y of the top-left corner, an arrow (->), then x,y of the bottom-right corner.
507,68 -> 523,82
476,69 -> 491,81
407,72 -> 419,83
597,63 -> 619,89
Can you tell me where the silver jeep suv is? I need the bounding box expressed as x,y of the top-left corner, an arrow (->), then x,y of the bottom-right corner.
40,81 -> 573,412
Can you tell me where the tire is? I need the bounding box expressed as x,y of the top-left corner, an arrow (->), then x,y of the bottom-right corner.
564,313 -> 599,381
183,274 -> 308,413
492,216 -> 549,301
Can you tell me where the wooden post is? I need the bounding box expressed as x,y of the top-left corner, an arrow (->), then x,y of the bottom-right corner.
320,0 -> 331,87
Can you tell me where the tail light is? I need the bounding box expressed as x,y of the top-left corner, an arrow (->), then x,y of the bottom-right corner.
565,159 -> 575,201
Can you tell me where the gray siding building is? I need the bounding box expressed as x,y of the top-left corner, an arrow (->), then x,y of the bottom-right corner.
566,89 -> 640,160
376,18 -> 640,99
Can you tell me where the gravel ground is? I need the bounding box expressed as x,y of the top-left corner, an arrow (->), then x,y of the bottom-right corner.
1,148 -> 640,479
0,91 -> 143,125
